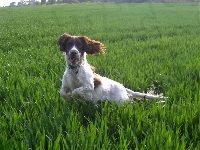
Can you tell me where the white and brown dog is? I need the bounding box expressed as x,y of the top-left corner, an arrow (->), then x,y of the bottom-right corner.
58,33 -> 165,102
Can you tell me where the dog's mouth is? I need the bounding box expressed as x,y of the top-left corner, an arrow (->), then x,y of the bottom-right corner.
68,56 -> 80,65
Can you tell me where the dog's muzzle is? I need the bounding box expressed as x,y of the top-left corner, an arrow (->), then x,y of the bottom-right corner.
67,48 -> 80,65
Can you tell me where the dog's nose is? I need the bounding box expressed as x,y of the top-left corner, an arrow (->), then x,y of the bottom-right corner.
70,50 -> 78,55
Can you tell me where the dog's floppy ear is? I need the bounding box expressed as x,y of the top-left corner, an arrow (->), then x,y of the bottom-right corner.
58,33 -> 72,52
81,36 -> 106,55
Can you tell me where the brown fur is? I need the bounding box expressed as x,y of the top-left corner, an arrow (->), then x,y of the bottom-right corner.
94,74 -> 102,89
58,33 -> 106,55
82,36 -> 106,54
90,64 -> 101,89
58,33 -> 72,52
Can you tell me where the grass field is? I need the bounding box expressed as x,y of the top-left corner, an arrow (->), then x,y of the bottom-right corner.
0,3 -> 199,149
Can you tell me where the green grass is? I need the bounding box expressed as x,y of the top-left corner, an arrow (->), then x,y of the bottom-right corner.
0,3 -> 200,149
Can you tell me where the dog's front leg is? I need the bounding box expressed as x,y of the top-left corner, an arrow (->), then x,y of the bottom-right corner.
60,87 -> 73,101
72,84 -> 94,100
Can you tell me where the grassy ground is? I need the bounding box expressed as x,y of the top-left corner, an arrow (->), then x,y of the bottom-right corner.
0,3 -> 199,149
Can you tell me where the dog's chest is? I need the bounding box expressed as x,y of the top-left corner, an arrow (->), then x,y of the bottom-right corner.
66,71 -> 83,90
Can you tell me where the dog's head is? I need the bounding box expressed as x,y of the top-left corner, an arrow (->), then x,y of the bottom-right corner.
58,33 -> 106,66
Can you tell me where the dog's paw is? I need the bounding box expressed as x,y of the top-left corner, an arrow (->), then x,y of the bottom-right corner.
60,90 -> 73,101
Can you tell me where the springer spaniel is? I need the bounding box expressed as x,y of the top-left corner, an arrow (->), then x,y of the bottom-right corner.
58,33 -> 165,102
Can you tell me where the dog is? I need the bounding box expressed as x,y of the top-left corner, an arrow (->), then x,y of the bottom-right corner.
58,33 -> 165,102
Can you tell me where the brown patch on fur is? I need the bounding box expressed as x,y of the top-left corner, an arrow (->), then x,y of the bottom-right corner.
82,36 -> 106,55
58,33 -> 72,52
90,64 -> 101,88
58,33 -> 106,55
94,73 -> 102,89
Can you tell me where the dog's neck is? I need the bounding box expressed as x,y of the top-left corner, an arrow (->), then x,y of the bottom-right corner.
67,52 -> 87,74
